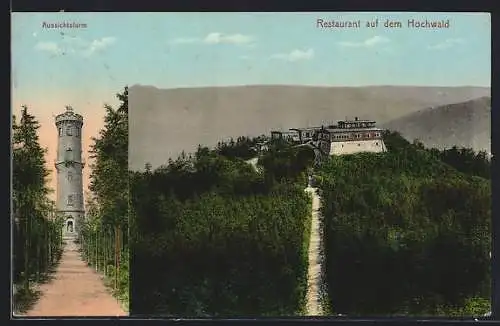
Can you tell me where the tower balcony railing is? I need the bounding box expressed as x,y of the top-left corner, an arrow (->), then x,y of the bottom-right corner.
54,158 -> 86,168
55,116 -> 84,125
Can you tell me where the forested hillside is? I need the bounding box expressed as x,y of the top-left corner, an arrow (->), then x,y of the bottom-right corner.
130,125 -> 490,317
130,139 -> 315,316
382,96 -> 491,154
318,131 -> 491,316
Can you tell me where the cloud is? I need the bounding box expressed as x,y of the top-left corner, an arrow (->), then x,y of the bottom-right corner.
338,36 -> 390,48
203,33 -> 254,45
82,37 -> 117,56
270,48 -> 315,62
427,38 -> 465,50
34,41 -> 63,55
34,36 -> 117,57
170,33 -> 255,46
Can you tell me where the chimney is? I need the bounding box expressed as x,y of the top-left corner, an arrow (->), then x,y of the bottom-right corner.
355,117 -> 359,121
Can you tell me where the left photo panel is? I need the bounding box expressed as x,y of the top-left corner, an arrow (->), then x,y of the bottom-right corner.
11,13 -> 129,317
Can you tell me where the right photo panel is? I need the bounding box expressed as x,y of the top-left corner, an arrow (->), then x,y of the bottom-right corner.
128,12 -> 491,318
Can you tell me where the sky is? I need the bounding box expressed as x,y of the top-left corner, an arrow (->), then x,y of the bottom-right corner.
11,12 -> 491,200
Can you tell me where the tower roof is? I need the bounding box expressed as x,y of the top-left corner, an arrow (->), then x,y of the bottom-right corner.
55,105 -> 84,125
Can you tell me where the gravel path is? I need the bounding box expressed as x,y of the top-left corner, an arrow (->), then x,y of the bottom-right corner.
305,187 -> 323,316
22,237 -> 127,317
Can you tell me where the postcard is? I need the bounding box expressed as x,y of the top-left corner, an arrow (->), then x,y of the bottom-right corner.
12,11 -> 491,319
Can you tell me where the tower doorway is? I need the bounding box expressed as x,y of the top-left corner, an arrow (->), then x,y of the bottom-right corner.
66,219 -> 74,233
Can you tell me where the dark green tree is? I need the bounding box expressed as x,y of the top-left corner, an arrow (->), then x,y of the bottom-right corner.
79,87 -> 129,308
12,106 -> 63,309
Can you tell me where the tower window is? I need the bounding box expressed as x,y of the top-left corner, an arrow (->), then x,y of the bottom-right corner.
58,127 -> 63,137
67,195 -> 74,206
66,126 -> 73,136
68,171 -> 73,182
75,128 -> 81,137
65,148 -> 73,161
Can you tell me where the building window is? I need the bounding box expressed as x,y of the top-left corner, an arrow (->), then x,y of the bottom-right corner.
66,126 -> 73,136
358,143 -> 361,146
376,142 -> 379,146
67,195 -> 74,206
58,127 -> 63,137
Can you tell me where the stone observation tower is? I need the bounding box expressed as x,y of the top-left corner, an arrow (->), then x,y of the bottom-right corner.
55,106 -> 85,236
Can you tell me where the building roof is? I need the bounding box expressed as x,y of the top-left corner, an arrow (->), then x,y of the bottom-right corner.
272,118 -> 380,136
271,130 -> 298,134
289,127 -> 323,131
322,127 -> 384,133
338,119 -> 376,124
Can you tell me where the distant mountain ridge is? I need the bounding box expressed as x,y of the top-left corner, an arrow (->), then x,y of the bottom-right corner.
382,96 -> 491,154
129,84 -> 490,171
